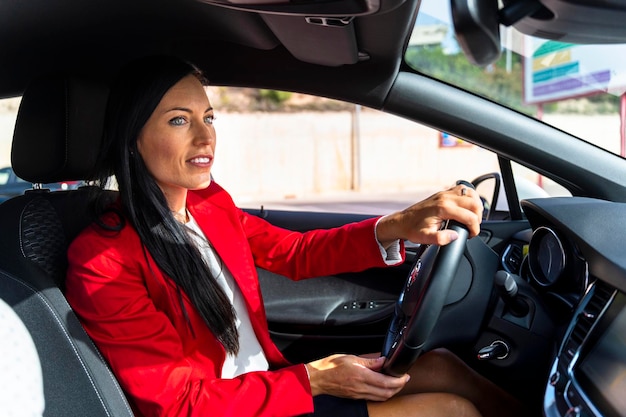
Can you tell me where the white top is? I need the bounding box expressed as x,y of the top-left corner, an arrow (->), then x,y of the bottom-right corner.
184,213 -> 402,378
185,216 -> 269,378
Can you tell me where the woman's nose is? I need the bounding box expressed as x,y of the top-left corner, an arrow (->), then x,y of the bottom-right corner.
193,121 -> 215,144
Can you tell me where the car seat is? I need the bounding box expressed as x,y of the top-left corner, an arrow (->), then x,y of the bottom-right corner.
0,74 -> 133,417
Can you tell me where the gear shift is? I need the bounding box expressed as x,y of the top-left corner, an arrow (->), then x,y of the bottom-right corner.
494,270 -> 529,317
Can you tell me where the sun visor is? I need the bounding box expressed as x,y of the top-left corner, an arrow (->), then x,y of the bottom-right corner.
195,0 -> 405,16
262,14 -> 361,66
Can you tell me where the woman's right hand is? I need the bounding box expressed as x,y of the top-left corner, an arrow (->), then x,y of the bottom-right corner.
305,354 -> 410,401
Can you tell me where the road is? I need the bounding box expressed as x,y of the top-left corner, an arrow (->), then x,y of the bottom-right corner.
236,190 -> 437,215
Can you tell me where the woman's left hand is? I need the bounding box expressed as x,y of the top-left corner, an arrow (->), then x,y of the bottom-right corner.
375,183 -> 483,248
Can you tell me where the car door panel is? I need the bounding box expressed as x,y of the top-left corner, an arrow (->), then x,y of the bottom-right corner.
258,267 -> 404,362
245,208 -> 531,362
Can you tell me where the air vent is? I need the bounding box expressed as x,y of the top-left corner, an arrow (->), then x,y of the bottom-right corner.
560,280 -> 615,368
502,242 -> 524,274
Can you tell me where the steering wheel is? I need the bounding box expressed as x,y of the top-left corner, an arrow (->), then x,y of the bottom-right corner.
381,181 -> 473,377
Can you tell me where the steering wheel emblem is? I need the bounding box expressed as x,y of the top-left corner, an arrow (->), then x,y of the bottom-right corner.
407,260 -> 421,290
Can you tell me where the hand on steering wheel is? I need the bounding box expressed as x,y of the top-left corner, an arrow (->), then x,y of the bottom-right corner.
381,180 -> 474,377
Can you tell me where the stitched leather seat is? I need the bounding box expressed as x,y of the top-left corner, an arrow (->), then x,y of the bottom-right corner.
0,75 -> 133,417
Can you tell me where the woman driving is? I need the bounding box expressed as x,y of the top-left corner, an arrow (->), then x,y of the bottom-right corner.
65,55 -> 522,417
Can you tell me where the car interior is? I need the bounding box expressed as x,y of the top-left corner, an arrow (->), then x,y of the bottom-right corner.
1,0 -> 626,416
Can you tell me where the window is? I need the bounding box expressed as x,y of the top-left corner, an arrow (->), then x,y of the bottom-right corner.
405,0 -> 626,158
207,89 -> 565,215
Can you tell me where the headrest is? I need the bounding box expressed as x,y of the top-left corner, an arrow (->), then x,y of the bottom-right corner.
11,75 -> 109,183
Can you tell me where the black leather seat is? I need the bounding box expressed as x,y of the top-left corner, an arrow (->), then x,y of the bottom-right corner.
0,75 -> 133,417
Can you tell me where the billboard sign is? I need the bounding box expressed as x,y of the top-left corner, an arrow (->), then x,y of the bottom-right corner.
524,39 -> 626,104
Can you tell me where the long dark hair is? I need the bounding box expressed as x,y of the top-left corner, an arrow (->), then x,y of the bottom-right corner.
94,55 -> 239,354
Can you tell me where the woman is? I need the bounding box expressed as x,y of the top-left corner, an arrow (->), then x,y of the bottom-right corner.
65,55 -> 519,417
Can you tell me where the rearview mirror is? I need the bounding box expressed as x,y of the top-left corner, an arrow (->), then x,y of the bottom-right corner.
450,0 -> 501,67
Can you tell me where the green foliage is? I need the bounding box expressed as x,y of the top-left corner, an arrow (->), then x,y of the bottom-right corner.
405,45 -> 537,115
584,94 -> 620,114
258,89 -> 292,105
404,45 -> 620,115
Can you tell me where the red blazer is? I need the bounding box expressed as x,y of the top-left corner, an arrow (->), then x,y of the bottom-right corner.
65,182 -> 404,417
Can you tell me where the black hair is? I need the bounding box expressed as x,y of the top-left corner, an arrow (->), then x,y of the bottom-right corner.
94,55 -> 239,354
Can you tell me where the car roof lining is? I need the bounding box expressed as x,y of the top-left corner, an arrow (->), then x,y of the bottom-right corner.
0,0 -> 417,104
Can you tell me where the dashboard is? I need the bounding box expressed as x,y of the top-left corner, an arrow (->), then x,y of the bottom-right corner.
507,197 -> 626,417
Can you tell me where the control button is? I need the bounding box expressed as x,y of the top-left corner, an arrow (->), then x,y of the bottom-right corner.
342,300 -> 380,310
564,406 -> 581,417
549,371 -> 560,386
564,382 -> 587,416
582,311 -> 596,320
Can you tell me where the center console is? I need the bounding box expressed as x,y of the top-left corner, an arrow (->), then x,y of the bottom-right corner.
544,280 -> 625,417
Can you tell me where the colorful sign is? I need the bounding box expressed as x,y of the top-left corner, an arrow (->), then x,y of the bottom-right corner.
439,132 -> 471,148
524,39 -> 626,104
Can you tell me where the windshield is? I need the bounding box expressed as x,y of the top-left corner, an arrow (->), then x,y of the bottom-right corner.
406,0 -> 626,157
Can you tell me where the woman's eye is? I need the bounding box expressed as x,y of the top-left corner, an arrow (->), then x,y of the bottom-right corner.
204,115 -> 216,125
169,116 -> 187,126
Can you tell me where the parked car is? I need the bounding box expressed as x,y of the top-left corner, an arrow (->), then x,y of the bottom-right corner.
1,0 -> 626,416
0,166 -> 80,203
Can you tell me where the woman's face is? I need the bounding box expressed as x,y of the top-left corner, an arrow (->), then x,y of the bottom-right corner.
137,74 -> 216,203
